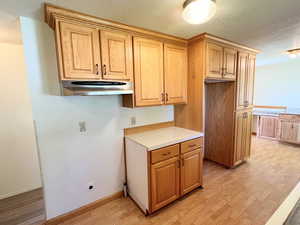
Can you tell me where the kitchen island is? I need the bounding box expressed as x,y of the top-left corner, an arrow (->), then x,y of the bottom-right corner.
253,107 -> 300,144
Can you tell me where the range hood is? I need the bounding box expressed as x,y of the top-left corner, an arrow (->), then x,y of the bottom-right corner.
62,80 -> 133,96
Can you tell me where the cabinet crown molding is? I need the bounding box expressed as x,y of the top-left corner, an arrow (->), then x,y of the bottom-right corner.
44,3 -> 187,44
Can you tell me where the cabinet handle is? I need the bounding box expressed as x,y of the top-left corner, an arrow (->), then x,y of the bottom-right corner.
95,64 -> 99,75
189,144 -> 196,148
182,159 -> 185,167
103,64 -> 107,75
176,160 -> 180,168
166,93 -> 169,102
161,93 -> 165,102
162,152 -> 171,156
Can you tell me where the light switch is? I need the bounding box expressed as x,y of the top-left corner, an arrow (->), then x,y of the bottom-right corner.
131,117 -> 136,126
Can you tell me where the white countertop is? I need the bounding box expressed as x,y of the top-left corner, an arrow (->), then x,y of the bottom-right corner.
125,126 -> 204,151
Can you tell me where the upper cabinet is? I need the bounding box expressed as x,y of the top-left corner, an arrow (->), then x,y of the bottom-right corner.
164,44 -> 188,105
133,37 -> 164,106
100,30 -> 133,80
206,42 -> 237,81
206,42 -> 223,79
133,38 -> 188,107
57,21 -> 133,81
59,22 -> 101,80
236,52 -> 256,109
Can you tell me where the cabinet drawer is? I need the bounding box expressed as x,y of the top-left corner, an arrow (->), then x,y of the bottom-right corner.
151,144 -> 179,164
181,137 -> 203,154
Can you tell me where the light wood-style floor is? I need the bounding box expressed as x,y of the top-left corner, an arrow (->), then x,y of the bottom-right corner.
57,137 -> 300,225
0,188 -> 45,225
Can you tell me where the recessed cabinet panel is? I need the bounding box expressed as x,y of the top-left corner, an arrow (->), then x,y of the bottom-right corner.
59,22 -> 101,80
101,30 -> 133,80
134,37 -> 164,106
258,116 -> 278,139
151,157 -> 180,212
164,44 -> 188,104
180,149 -> 203,195
234,110 -> 252,166
206,42 -> 223,79
223,48 -> 237,79
246,54 -> 256,106
236,52 -> 248,109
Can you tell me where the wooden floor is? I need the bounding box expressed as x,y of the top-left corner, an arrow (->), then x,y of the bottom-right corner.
0,188 -> 45,225
55,137 -> 300,225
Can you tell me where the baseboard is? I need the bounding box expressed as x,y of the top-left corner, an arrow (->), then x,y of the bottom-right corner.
45,191 -> 123,225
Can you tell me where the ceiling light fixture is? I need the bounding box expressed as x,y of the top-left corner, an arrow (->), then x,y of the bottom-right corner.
286,48 -> 300,58
182,0 -> 217,24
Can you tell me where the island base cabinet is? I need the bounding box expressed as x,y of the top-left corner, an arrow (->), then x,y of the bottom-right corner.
180,148 -> 204,195
150,157 -> 180,212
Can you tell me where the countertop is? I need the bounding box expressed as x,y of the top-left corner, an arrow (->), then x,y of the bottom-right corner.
253,108 -> 300,117
125,126 -> 204,151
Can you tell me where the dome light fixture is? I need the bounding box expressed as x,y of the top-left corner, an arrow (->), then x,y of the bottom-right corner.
286,48 -> 300,59
182,0 -> 217,24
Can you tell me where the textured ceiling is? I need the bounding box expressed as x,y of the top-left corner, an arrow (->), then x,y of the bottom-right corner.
1,0 -> 300,64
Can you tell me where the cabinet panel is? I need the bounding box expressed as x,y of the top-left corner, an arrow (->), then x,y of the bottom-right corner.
246,54 -> 256,106
59,22 -> 101,80
181,149 -> 203,195
101,30 -> 133,80
280,121 -> 299,143
234,110 -> 252,165
258,116 -> 278,139
223,48 -> 237,80
236,52 -> 248,109
206,42 -> 223,79
164,44 -> 188,104
151,157 -> 180,212
134,37 -> 164,106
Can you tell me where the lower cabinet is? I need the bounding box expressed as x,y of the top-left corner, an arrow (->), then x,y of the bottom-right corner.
278,114 -> 300,144
180,149 -> 203,195
151,157 -> 180,211
125,137 -> 204,214
233,110 -> 252,166
257,116 -> 279,140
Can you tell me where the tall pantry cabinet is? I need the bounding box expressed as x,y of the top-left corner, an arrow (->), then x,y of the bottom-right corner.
175,33 -> 258,168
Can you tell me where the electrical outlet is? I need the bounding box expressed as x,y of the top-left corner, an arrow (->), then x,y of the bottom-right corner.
79,121 -> 86,132
130,117 -> 136,126
88,182 -> 95,191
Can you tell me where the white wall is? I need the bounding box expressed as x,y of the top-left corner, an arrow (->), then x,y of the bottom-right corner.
0,42 -> 42,199
254,58 -> 300,108
20,17 -> 174,219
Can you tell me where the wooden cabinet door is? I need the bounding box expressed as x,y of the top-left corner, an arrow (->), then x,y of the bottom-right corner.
151,157 -> 180,212
133,37 -> 164,106
280,121 -> 299,143
245,54 -> 256,107
234,111 -> 244,164
59,22 -> 101,80
206,42 -> 223,79
164,44 -> 187,104
258,116 -> 278,139
236,52 -> 248,109
234,110 -> 252,165
180,149 -> 203,195
223,48 -> 237,80
244,111 -> 253,158
100,30 -> 133,80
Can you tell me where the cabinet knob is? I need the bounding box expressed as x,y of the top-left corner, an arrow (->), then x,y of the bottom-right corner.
161,93 -> 165,102
166,93 -> 169,102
